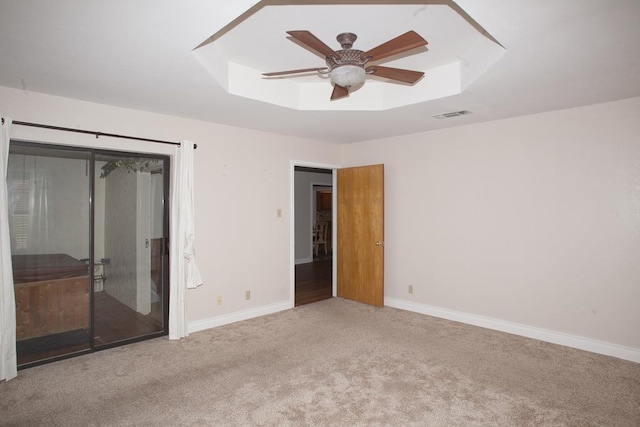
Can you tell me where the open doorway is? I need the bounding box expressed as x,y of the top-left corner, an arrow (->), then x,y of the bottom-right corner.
294,166 -> 333,306
291,161 -> 385,308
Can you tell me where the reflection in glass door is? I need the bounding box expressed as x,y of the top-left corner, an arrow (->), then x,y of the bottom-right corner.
7,142 -> 169,367
93,154 -> 167,346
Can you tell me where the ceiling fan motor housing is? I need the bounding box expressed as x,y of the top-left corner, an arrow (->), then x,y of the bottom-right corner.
326,48 -> 368,69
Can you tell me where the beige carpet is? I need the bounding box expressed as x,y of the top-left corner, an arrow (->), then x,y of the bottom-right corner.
1,298 -> 639,426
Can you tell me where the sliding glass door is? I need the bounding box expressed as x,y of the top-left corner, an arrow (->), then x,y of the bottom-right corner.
93,153 -> 168,346
7,141 -> 169,367
8,144 -> 92,365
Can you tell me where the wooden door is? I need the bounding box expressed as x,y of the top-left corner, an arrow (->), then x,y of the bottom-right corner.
337,164 -> 384,306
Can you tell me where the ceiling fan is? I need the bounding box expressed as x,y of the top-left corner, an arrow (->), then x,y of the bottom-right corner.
263,30 -> 428,100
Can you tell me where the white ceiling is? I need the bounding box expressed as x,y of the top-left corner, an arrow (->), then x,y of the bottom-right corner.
0,0 -> 639,144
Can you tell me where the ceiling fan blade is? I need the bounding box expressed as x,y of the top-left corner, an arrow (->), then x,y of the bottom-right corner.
366,66 -> 424,84
263,67 -> 327,77
287,30 -> 340,58
360,30 -> 427,62
331,84 -> 349,100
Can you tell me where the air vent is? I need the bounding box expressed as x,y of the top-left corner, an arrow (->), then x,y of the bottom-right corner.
433,110 -> 472,119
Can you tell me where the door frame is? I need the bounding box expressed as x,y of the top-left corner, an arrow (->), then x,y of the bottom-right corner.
290,160 -> 340,307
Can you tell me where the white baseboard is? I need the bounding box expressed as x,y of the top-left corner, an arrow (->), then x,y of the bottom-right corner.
188,300 -> 293,334
384,297 -> 640,364
295,257 -> 313,265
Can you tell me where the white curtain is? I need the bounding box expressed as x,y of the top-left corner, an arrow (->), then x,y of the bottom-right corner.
169,140 -> 203,339
6,158 -> 53,255
0,116 -> 17,381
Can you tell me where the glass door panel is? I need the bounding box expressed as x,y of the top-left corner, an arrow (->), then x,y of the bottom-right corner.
93,153 -> 167,346
7,143 -> 92,366
8,141 -> 169,367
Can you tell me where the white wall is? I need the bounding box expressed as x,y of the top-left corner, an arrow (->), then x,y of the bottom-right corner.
4,85 -> 638,360
343,97 -> 640,355
0,86 -> 342,326
103,166 -> 139,311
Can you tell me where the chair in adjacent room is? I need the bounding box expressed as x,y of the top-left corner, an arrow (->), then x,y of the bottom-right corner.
312,221 -> 329,257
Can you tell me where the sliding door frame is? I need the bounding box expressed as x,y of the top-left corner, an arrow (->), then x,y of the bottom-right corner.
10,139 -> 171,368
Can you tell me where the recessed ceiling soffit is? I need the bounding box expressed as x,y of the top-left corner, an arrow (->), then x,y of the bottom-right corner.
193,1 -> 505,111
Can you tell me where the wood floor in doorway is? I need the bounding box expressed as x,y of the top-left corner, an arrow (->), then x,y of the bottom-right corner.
295,258 -> 332,306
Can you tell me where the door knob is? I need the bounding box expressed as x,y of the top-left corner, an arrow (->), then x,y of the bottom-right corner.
375,241 -> 383,246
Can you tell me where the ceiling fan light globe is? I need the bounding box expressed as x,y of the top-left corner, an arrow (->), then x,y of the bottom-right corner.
330,65 -> 366,88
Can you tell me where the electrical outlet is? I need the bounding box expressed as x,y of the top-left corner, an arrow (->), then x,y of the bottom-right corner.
408,285 -> 414,294
245,290 -> 251,300
217,296 -> 222,305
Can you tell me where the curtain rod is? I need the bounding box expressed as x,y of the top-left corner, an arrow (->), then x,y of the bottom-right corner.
1,118 -> 196,149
